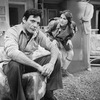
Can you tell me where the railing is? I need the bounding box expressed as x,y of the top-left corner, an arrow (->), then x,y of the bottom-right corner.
90,29 -> 100,66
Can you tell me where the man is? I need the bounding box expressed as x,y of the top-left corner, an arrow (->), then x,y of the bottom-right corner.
3,8 -> 63,100
45,10 -> 77,77
77,0 -> 94,71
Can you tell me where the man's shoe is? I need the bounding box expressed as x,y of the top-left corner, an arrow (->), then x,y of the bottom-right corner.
62,68 -> 73,77
44,90 -> 57,100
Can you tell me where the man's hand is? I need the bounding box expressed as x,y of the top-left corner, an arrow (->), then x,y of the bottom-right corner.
38,65 -> 44,73
41,63 -> 54,77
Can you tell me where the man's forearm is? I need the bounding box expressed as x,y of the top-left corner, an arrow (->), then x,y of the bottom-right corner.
8,51 -> 42,71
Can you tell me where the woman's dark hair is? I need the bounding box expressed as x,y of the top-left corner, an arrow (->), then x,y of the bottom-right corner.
60,10 -> 73,24
60,10 -> 75,38
23,8 -> 42,20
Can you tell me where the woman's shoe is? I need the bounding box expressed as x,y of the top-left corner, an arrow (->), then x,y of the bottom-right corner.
87,67 -> 92,71
62,68 -> 73,77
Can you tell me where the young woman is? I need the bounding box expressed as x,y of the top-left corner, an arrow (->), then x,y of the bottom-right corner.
45,10 -> 77,77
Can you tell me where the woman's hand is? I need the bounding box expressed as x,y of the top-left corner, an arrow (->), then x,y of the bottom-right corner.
66,40 -> 73,50
66,40 -> 72,45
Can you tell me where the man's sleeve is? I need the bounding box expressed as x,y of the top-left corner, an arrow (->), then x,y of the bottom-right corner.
82,4 -> 94,21
4,28 -> 21,60
37,30 -> 53,51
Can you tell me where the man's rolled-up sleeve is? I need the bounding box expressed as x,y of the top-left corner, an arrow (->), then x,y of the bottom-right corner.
4,28 -> 21,60
37,30 -> 55,51
82,4 -> 94,22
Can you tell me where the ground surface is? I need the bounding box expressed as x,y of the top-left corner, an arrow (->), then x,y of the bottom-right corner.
1,66 -> 100,100
54,67 -> 100,100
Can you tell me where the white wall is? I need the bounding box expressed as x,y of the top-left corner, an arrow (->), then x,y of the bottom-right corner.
0,0 -> 10,31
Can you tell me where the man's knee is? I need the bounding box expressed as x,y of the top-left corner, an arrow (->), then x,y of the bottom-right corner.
3,61 -> 19,75
8,60 -> 20,72
56,58 -> 61,66
54,58 -> 61,71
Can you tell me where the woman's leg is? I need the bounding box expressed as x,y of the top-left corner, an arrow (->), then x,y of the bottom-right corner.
61,48 -> 74,77
62,49 -> 74,70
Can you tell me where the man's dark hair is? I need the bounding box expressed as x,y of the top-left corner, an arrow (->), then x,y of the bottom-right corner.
23,8 -> 42,20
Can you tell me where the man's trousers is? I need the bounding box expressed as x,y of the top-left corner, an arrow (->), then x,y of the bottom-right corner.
3,55 -> 63,100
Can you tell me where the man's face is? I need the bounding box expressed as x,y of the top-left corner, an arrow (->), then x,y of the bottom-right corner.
60,14 -> 68,26
23,15 -> 41,34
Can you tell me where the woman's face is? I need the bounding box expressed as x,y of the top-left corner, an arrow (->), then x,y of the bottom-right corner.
60,14 -> 68,26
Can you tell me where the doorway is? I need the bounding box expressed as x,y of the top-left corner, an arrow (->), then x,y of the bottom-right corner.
98,11 -> 100,34
9,2 -> 26,26
9,6 -> 18,26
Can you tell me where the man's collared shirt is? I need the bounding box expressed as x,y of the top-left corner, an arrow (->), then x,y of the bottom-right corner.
4,24 -> 51,62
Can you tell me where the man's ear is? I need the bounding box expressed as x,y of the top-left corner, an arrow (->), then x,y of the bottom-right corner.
22,17 -> 26,23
